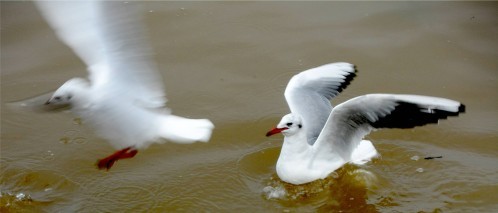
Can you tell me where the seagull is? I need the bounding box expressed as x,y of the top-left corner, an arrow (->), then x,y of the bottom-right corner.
35,1 -> 214,170
266,62 -> 465,185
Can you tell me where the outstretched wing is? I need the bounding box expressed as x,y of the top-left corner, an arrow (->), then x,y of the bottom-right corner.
284,62 -> 357,144
34,1 -> 166,108
314,94 -> 465,161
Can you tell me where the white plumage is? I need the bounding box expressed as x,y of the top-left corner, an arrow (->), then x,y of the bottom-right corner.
36,1 -> 214,169
267,62 -> 464,184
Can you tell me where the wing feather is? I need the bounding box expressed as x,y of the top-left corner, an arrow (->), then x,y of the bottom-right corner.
284,62 -> 357,144
35,1 -> 166,108
314,94 -> 465,161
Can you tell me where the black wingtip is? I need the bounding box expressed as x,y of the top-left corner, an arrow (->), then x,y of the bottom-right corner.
458,104 -> 466,113
335,65 -> 357,94
370,101 -> 465,129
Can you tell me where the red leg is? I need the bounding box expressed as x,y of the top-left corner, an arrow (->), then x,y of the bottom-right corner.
97,147 -> 138,170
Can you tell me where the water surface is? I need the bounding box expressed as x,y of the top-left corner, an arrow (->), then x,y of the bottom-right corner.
1,2 -> 497,212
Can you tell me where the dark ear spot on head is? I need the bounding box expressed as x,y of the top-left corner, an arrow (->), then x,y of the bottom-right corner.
67,95 -> 72,100
298,124 -> 302,128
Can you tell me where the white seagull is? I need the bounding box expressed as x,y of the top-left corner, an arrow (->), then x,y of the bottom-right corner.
266,62 -> 465,184
35,1 -> 214,170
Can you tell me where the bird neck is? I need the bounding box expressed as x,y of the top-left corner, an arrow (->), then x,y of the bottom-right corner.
69,85 -> 92,111
276,130 -> 317,184
279,130 -> 311,162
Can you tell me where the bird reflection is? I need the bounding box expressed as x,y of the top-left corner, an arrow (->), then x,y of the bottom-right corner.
265,164 -> 379,212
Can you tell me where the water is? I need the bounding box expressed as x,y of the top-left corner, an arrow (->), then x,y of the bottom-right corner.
2,1 -> 497,212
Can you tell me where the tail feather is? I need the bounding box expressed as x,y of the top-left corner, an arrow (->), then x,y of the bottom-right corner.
350,140 -> 379,165
159,115 -> 214,144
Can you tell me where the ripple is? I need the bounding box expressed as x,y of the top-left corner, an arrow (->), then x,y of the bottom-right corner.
237,146 -> 280,187
86,184 -> 158,212
63,129 -> 80,138
58,130 -> 88,145
0,167 -> 79,211
263,165 -> 378,212
263,166 -> 360,201
237,145 -> 380,211
41,150 -> 55,161
0,191 -> 37,212
72,137 -> 87,144
166,195 -> 222,211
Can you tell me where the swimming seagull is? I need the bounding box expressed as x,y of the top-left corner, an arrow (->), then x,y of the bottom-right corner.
266,62 -> 465,184
35,1 -> 214,170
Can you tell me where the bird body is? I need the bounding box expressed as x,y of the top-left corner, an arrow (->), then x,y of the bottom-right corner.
267,63 -> 464,184
36,1 -> 214,169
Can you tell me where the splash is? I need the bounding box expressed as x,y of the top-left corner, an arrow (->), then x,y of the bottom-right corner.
263,164 -> 379,201
263,185 -> 286,199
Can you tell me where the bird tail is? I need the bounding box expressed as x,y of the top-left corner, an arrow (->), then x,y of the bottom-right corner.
159,115 -> 214,144
350,140 -> 379,165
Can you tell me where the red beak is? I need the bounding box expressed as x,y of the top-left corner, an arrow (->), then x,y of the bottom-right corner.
266,127 -> 288,137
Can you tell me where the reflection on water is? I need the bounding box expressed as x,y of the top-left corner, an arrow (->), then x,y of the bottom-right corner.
238,138 -> 498,212
238,147 -> 381,212
264,167 -> 378,212
2,1 -> 498,212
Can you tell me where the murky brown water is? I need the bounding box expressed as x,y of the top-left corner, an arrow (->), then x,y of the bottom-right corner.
2,1 -> 497,212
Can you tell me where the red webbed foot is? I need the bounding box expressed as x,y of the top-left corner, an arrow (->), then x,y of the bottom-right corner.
97,147 -> 138,170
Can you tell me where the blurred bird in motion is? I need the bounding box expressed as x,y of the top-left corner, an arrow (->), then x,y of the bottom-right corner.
35,1 -> 214,170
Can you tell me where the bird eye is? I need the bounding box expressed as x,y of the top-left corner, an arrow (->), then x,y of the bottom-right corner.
298,124 -> 302,128
286,122 -> 293,126
54,96 -> 61,101
67,95 -> 72,100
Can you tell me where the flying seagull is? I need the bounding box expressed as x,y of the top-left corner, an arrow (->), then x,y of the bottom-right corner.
36,1 -> 214,170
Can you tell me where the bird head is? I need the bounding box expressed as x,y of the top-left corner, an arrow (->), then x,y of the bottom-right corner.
45,78 -> 89,108
266,114 -> 303,137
